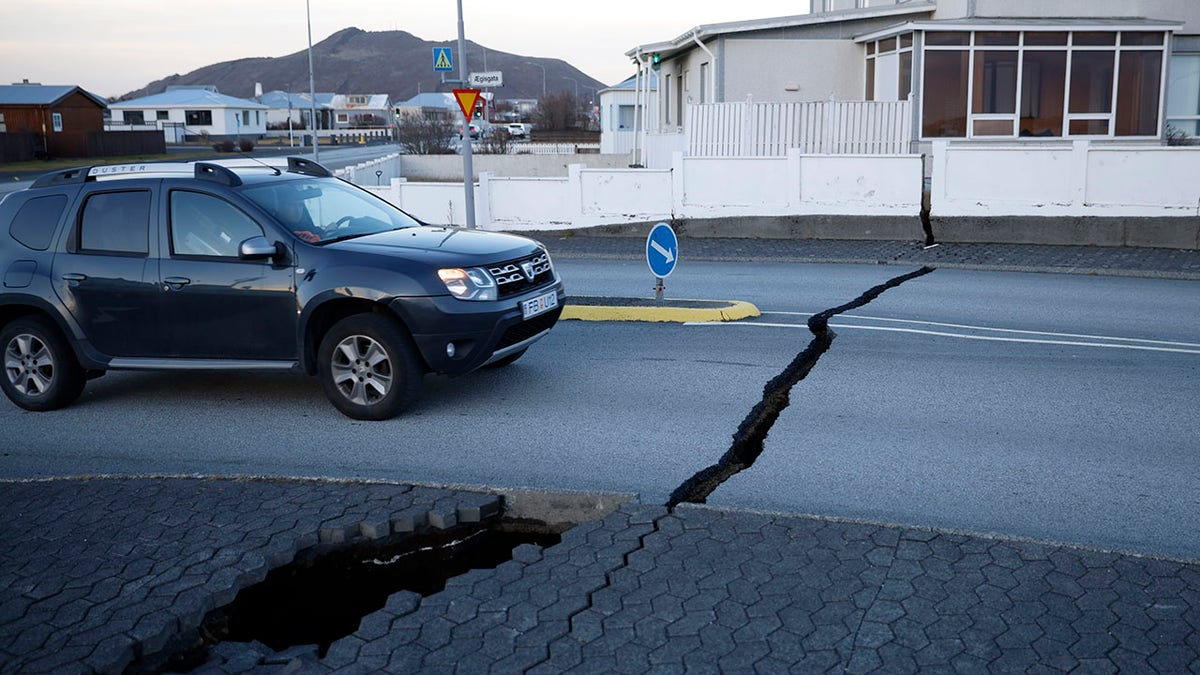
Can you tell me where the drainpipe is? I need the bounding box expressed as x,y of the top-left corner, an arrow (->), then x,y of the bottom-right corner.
632,51 -> 643,166
691,29 -> 716,104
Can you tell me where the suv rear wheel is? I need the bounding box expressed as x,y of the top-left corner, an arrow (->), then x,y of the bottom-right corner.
1,317 -> 86,412
318,314 -> 423,420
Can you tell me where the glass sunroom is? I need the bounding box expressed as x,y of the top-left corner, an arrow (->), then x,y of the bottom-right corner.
857,20 -> 1183,141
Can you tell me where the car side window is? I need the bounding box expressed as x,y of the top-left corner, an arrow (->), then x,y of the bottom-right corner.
77,191 -> 151,255
170,191 -> 263,258
10,194 -> 68,251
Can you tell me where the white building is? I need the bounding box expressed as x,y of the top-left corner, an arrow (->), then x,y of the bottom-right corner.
624,0 -> 1200,158
599,72 -> 657,157
329,94 -> 392,129
108,86 -> 267,142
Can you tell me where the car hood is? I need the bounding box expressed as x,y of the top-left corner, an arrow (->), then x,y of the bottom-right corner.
327,226 -> 543,265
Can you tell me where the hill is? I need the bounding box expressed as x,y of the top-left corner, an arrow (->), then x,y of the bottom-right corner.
117,27 -> 608,103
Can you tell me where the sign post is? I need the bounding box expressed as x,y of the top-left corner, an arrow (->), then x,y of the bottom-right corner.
452,0 -> 477,229
645,222 -> 678,301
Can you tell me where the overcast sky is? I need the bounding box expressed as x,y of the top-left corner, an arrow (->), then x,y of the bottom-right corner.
0,1 -> 809,99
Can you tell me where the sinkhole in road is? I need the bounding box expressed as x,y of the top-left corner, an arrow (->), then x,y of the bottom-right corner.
187,520 -> 561,663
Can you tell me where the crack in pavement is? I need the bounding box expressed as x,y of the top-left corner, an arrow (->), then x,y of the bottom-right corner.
667,266 -> 937,509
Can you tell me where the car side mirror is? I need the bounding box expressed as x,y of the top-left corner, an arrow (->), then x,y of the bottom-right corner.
239,236 -> 277,260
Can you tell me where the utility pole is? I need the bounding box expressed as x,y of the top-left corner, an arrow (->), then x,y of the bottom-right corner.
456,0 -> 477,229
306,0 -> 319,162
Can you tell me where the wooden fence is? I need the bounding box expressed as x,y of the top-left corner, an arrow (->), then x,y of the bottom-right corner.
688,97 -> 912,157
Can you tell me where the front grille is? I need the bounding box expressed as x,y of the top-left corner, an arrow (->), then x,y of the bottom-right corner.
489,251 -> 554,299
496,306 -> 562,350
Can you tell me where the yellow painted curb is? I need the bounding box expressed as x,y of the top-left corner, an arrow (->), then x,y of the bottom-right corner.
561,299 -> 761,323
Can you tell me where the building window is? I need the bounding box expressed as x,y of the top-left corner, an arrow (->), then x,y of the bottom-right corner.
242,110 -> 250,126
185,110 -> 213,126
920,30 -> 1167,139
617,104 -> 635,129
255,110 -> 260,125
51,112 -> 63,132
664,74 -> 672,125
864,32 -> 914,101
1166,54 -> 1200,139
336,113 -> 349,124
123,110 -> 145,125
0,112 -> 6,133
156,110 -> 169,121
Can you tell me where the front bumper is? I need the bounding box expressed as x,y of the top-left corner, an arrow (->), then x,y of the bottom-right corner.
390,280 -> 565,375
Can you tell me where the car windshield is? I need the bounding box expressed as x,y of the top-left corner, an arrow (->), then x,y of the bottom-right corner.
242,178 -> 420,244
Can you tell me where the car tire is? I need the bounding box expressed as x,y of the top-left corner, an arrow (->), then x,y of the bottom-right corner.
1,317 -> 86,412
318,314 -> 423,420
486,348 -> 527,368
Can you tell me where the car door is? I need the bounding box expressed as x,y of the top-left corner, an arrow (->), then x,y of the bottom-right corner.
157,187 -> 297,360
50,185 -> 164,357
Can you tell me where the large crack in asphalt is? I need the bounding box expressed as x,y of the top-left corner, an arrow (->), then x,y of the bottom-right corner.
667,266 -> 936,509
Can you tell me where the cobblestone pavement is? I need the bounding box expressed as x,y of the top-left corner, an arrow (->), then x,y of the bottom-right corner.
534,234 -> 1200,280
3,479 -> 1198,673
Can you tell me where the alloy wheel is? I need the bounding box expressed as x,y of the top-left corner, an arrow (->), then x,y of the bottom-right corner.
330,335 -> 393,405
5,333 -> 54,397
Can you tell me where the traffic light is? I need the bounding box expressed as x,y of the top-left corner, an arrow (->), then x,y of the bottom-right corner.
652,52 -> 661,65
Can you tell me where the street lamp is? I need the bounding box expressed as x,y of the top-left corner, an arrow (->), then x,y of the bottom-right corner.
306,0 -> 319,161
530,62 -> 546,97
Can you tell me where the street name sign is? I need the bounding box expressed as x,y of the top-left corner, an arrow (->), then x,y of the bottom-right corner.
646,222 -> 678,278
433,48 -> 454,72
468,71 -> 503,87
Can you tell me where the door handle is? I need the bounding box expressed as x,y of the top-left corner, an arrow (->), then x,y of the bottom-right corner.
163,276 -> 191,290
61,273 -> 87,283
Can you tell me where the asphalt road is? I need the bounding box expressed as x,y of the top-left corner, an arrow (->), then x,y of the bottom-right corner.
1,259 -> 1198,561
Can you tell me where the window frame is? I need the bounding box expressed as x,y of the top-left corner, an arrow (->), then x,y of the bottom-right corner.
919,29 -> 1169,141
864,32 -> 915,101
74,189 -> 152,257
185,109 -> 213,126
51,112 -> 63,132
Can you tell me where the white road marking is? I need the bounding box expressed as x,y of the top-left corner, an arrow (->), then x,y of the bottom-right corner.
685,317 -> 1200,355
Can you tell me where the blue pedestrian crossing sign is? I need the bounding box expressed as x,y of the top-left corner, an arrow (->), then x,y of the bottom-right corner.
433,48 -> 454,72
646,222 -> 678,278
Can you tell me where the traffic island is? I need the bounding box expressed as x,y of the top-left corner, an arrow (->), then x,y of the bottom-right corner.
562,296 -> 760,323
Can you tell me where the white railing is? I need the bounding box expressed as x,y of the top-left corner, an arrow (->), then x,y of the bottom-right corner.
334,153 -> 402,184
687,97 -> 912,157
512,142 -> 600,155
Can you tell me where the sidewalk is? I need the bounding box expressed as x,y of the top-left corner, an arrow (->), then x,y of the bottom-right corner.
1,477 -> 1197,673
535,234 -> 1200,281
2,243 -> 1198,673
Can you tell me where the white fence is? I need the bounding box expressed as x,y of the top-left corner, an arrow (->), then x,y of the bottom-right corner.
931,140 -> 1200,218
359,150 -> 923,230
334,153 -> 402,184
687,98 -> 913,158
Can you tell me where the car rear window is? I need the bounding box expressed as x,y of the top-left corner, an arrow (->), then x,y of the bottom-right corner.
78,191 -> 151,255
9,195 -> 67,251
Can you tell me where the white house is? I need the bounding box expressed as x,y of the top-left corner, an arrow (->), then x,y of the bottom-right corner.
257,90 -> 334,131
108,86 -> 267,142
329,93 -> 392,129
625,0 -> 1200,157
599,72 -> 657,156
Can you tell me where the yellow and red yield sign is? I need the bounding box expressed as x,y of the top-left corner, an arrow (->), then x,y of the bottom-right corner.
452,89 -> 482,122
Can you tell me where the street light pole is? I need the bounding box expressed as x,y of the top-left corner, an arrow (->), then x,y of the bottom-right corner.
456,0 -> 477,229
531,62 -> 546,97
306,0 -> 319,161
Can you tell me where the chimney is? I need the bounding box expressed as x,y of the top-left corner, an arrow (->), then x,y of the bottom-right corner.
255,82 -> 263,97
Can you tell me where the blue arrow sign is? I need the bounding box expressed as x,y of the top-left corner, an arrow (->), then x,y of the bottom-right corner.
646,222 -> 678,278
433,48 -> 454,72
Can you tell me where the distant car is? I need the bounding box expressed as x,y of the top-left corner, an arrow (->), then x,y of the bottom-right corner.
506,123 -> 527,138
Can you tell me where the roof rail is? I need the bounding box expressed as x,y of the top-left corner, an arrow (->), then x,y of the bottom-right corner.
287,156 -> 333,178
194,162 -> 242,187
30,166 -> 92,189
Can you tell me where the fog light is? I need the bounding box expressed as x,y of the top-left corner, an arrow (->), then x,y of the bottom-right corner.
446,342 -> 456,358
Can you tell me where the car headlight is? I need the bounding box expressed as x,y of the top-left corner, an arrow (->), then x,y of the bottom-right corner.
438,267 -> 497,301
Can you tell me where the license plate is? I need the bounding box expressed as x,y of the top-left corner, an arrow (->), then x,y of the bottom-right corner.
521,290 -> 558,319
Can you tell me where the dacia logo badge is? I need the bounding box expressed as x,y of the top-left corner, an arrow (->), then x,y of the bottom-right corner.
520,261 -> 536,281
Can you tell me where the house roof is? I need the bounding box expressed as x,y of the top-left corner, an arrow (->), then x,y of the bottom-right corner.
111,87 -> 266,110
257,90 -> 335,110
0,84 -> 107,107
856,17 -> 1184,42
398,92 -> 458,109
601,72 -> 658,94
625,2 -> 936,61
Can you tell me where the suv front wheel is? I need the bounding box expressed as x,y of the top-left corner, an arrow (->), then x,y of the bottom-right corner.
1,317 -> 86,412
318,314 -> 423,420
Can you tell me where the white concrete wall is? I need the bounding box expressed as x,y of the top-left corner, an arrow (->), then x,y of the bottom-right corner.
955,1 -> 1200,33
400,153 -> 633,181
361,150 -> 923,230
931,140 -> 1200,216
725,40 -> 866,102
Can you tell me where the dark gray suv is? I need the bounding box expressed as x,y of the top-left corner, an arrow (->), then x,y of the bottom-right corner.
0,157 -> 564,419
